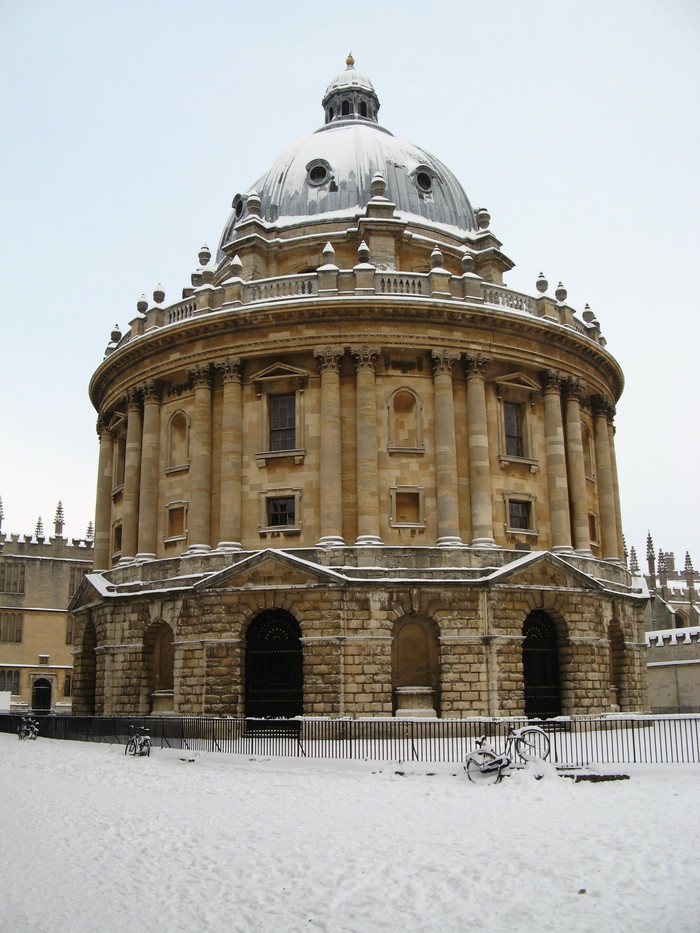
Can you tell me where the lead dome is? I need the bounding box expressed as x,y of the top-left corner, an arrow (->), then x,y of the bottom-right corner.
219,57 -> 477,253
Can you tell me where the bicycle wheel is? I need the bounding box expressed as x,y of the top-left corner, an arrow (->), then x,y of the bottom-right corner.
125,739 -> 136,756
466,751 -> 503,785
515,728 -> 550,761
142,740 -> 151,757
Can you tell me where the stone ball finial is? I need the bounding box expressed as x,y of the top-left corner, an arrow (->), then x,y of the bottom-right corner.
110,324 -> 122,343
230,254 -> 243,278
153,284 -> 165,304
198,245 -> 211,266
476,207 -> 490,230
246,192 -> 261,216
136,294 -> 148,314
357,240 -> 370,263
461,250 -> 475,274
430,245 -> 444,268
536,272 -> 548,294
582,304 -> 596,323
370,172 -> 386,198
554,281 -> 567,303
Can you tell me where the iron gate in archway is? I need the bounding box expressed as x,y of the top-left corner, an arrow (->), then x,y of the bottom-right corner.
522,610 -> 561,718
245,610 -> 303,718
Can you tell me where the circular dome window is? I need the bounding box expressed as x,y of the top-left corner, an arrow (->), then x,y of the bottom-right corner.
307,160 -> 332,187
415,171 -> 433,192
232,196 -> 245,218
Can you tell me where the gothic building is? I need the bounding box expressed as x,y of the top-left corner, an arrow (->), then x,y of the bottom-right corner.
70,58 -> 648,719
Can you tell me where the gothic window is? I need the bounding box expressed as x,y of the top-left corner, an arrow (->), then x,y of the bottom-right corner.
68,567 -> 87,596
269,394 -> 296,451
388,389 -> 423,452
167,411 -> 189,469
66,616 -> 74,645
0,611 -> 22,643
0,669 -> 20,694
0,561 -> 25,594
64,673 -> 72,697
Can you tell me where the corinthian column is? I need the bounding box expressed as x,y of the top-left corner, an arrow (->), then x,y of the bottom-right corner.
607,418 -> 625,562
314,347 -> 345,547
592,396 -> 619,561
563,379 -> 592,555
465,355 -> 495,547
186,364 -> 213,554
120,388 -> 143,563
136,380 -> 161,560
216,357 -> 243,550
351,345 -> 382,546
539,370 -> 572,552
93,419 -> 114,570
432,349 -> 463,546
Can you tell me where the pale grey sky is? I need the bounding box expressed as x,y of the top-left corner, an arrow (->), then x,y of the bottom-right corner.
1,0 -> 698,566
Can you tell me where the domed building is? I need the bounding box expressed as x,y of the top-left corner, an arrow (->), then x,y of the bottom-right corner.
70,57 -> 648,720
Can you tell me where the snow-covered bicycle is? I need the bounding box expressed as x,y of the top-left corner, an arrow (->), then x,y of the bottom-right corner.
18,715 -> 39,740
125,725 -> 151,757
464,724 -> 550,784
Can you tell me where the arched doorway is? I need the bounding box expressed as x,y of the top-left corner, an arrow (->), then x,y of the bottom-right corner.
608,619 -> 625,710
76,620 -> 97,715
32,678 -> 52,712
146,622 -> 175,713
245,610 -> 302,718
522,610 -> 561,718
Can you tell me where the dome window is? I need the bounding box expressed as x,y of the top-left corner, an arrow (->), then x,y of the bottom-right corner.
306,160 -> 332,187
415,170 -> 433,193
232,195 -> 245,218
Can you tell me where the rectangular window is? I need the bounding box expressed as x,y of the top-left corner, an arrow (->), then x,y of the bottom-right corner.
39,655 -> 49,665
0,562 -> 25,594
269,394 -> 296,451
0,670 -> 20,694
168,506 -> 186,538
395,492 -> 420,524
267,497 -> 295,527
113,524 -> 122,555
64,673 -> 72,698
588,512 -> 598,544
509,500 -> 532,530
1,612 -> 22,643
504,402 -> 524,458
66,616 -> 74,646
68,567 -> 87,597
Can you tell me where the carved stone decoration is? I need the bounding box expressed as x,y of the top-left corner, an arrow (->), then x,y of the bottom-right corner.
313,346 -> 344,374
187,363 -> 213,390
125,386 -> 142,410
216,356 -> 243,383
563,376 -> 585,402
431,348 -> 459,376
140,379 -> 161,402
538,369 -> 564,393
464,354 -> 492,378
591,394 -> 616,422
350,345 -> 381,371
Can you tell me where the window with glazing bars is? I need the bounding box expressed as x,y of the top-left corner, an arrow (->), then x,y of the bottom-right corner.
504,401 -> 524,457
0,562 -> 25,594
509,500 -> 531,530
0,669 -> 20,694
267,497 -> 295,527
269,394 -> 296,451
1,612 -> 22,643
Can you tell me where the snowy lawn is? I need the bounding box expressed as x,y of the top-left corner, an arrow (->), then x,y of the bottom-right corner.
0,734 -> 698,933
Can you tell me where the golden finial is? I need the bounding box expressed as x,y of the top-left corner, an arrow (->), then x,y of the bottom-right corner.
346,52 -> 355,68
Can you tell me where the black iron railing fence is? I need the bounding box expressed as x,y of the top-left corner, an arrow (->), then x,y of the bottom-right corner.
1,713 -> 698,765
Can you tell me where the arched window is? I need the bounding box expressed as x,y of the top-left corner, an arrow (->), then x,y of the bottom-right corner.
360,101 -> 367,117
522,610 -> 561,718
675,611 -> 688,629
341,100 -> 350,116
168,411 -> 189,468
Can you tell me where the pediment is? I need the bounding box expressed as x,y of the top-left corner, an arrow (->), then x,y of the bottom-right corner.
198,549 -> 346,591
67,573 -> 106,611
487,551 -> 604,591
249,362 -> 309,384
494,371 -> 541,392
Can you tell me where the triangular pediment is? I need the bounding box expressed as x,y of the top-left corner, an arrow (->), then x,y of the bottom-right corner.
198,549 -> 346,591
67,573 -> 109,611
495,371 -> 541,392
486,551 -> 604,591
249,362 -> 309,383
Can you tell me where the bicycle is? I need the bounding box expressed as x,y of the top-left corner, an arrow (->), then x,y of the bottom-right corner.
125,725 -> 151,757
464,724 -> 550,784
18,716 -> 39,740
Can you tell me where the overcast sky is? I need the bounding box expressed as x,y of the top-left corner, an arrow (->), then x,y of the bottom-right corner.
1,0 -> 698,567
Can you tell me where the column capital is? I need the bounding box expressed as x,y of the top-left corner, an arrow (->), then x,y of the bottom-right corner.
96,416 -> 113,437
464,354 -> 492,379
314,346 -> 344,373
140,378 -> 161,402
563,376 -> 586,402
188,363 -> 213,389
350,345 -> 381,372
592,394 -> 616,421
538,369 -> 564,393
431,348 -> 460,376
216,356 -> 242,383
125,386 -> 142,410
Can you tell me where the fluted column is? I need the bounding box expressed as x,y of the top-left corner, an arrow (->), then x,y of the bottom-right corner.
465,355 -> 495,547
136,380 -> 161,560
93,419 -> 114,570
186,364 -> 213,554
216,358 -> 243,550
563,379 -> 592,555
539,370 -> 573,552
592,396 -> 619,561
121,389 -> 143,563
351,346 -> 382,546
608,419 -> 625,562
314,346 -> 345,547
432,349 -> 463,546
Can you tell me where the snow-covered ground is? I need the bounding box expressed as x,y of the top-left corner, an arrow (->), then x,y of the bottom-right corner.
1,734 -> 698,933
